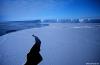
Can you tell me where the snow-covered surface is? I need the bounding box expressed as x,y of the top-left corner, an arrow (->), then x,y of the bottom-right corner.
0,23 -> 100,65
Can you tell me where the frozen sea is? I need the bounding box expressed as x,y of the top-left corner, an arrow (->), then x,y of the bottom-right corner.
0,23 -> 100,65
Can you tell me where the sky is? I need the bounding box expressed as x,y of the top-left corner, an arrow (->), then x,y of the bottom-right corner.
0,0 -> 100,21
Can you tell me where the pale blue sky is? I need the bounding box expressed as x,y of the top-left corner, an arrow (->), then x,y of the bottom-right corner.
0,0 -> 100,21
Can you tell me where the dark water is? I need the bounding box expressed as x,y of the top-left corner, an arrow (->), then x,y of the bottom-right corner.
0,21 -> 49,36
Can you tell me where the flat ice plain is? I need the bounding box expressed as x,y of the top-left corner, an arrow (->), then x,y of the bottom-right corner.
0,23 -> 100,65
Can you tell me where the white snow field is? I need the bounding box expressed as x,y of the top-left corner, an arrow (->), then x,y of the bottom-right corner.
0,23 -> 100,65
